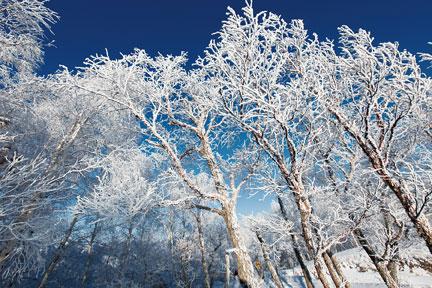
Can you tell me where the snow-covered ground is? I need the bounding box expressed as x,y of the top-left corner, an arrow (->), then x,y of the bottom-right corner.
281,247 -> 432,287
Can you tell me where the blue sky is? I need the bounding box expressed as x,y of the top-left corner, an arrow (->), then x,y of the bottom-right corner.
41,0 -> 432,75
40,0 -> 432,215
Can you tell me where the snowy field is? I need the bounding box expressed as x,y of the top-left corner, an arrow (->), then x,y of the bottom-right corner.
282,247 -> 432,288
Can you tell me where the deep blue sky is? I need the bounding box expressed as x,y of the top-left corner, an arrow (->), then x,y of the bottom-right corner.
40,0 -> 432,76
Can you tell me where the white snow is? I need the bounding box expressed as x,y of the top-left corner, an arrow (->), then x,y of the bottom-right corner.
281,247 -> 432,287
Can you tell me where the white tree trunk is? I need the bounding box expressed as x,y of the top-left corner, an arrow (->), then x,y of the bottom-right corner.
38,216 -> 78,288
224,205 -> 260,288
81,222 -> 99,287
256,231 -> 284,288
195,213 -> 211,288
225,252 -> 231,288
353,229 -> 399,288
328,250 -> 351,288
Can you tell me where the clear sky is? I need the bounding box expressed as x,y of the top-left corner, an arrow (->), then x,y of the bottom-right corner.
41,0 -> 432,75
40,0 -> 432,215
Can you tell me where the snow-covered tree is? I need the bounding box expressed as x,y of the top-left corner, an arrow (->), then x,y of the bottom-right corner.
74,149 -> 163,222
1,1 -> 432,287
0,0 -> 57,86
315,25 -> 432,253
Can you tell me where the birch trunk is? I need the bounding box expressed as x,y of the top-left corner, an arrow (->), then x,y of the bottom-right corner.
291,234 -> 316,288
312,256 -> 332,288
277,197 -> 315,288
387,246 -> 399,287
197,131 -> 259,287
225,252 -> 230,288
383,209 -> 401,287
387,259 -> 399,287
328,250 -> 351,288
223,205 -> 260,288
373,160 -> 432,254
195,213 -> 211,288
322,251 -> 342,288
256,231 -> 284,288
353,229 -> 399,288
276,167 -> 331,288
136,105 -> 260,287
38,216 -> 78,288
81,222 -> 99,287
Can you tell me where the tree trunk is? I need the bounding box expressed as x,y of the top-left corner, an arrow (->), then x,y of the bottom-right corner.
276,165 -> 331,287
225,252 -> 230,288
374,163 -> 432,254
179,254 -> 191,288
387,241 -> 399,287
120,221 -> 134,287
81,222 -> 99,287
328,250 -> 351,288
312,256 -> 332,288
353,229 -> 399,288
292,190 -> 331,288
322,251 -> 342,287
241,112 -> 331,286
242,111 -> 338,287
223,205 -> 259,288
38,216 -> 78,288
277,197 -> 315,288
195,213 -> 211,288
291,235 -> 315,288
256,231 -> 285,288
387,258 -> 399,287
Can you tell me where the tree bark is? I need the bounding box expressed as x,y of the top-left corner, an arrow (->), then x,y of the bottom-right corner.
223,205 -> 259,288
120,221 -> 134,287
327,249 -> 351,288
81,222 -> 99,287
225,252 -> 230,288
274,160 -> 331,287
197,131 -> 259,287
312,256 -> 332,288
373,161 -> 432,254
387,258 -> 399,287
322,251 -> 342,288
291,235 -> 315,288
238,122 -> 331,287
353,229 -> 399,288
38,216 -> 78,288
277,197 -> 315,288
382,208 -> 401,287
256,231 -> 284,288
151,114 -> 260,287
195,213 -> 211,288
